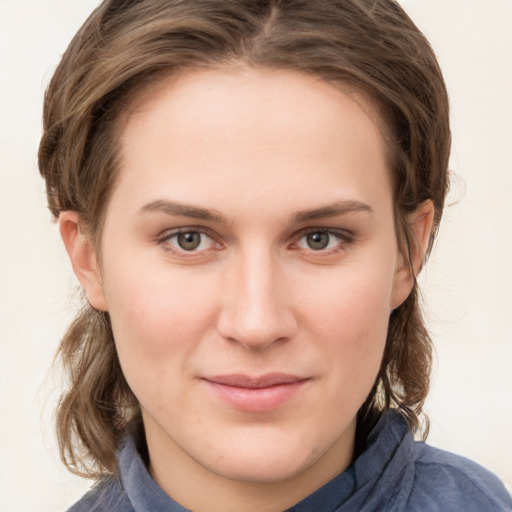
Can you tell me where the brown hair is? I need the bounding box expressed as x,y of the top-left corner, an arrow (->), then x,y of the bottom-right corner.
39,0 -> 450,478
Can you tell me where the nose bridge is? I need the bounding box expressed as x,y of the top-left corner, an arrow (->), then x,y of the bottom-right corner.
217,243 -> 296,349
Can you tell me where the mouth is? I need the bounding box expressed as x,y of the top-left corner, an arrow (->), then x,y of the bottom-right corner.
201,373 -> 310,413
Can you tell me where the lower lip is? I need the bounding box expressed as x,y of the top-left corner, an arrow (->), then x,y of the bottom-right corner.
204,380 -> 307,413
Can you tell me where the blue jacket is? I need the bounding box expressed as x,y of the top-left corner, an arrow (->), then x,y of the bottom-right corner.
68,411 -> 512,511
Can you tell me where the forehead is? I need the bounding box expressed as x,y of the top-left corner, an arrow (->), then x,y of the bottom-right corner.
123,66 -> 388,147
113,67 -> 393,218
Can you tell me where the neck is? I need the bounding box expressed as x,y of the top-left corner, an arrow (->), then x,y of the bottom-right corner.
143,418 -> 356,512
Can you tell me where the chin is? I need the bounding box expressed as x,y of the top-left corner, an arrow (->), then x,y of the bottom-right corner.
195,425 -> 336,484
207,447 -> 313,484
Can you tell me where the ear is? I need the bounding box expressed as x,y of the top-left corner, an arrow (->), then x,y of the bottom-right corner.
59,211 -> 108,311
391,200 -> 435,310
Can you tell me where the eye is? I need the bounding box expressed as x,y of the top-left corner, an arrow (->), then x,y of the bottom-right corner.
294,229 -> 352,252
159,229 -> 218,253
175,232 -> 203,251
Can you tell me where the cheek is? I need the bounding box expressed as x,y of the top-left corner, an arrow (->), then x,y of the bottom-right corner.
324,293 -> 389,381
105,255 -> 212,338
101,258 -> 220,395
300,263 -> 394,393
302,260 -> 394,339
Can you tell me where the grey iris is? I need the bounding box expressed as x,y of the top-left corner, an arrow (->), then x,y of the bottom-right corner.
306,232 -> 329,250
178,232 -> 202,250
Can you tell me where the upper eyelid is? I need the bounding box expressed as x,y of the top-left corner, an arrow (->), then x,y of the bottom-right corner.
293,226 -> 354,240
156,227 -> 221,252
155,226 -> 355,250
290,227 -> 355,251
157,226 -> 217,241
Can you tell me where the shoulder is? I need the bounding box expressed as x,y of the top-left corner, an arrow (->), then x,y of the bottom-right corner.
408,442 -> 512,512
66,476 -> 134,512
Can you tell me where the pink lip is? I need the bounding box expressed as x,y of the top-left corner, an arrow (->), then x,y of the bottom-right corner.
202,373 -> 309,412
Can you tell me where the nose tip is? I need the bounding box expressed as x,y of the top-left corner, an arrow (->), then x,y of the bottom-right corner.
217,291 -> 298,350
221,323 -> 291,351
216,259 -> 297,350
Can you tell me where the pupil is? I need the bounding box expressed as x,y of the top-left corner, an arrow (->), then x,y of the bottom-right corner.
178,232 -> 201,250
307,232 -> 329,250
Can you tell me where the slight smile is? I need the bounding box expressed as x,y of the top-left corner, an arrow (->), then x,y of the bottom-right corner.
202,373 -> 311,413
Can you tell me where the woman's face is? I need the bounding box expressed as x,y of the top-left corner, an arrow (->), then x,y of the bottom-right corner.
85,67 -> 416,500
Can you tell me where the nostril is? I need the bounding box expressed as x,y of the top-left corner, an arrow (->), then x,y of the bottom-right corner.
226,334 -> 291,351
216,304 -> 298,351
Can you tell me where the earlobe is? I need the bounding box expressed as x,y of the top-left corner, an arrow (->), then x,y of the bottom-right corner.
391,200 -> 435,310
59,211 -> 108,311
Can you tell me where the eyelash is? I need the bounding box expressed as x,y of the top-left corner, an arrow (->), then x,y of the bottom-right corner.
291,228 -> 355,254
156,227 -> 355,256
157,227 -> 221,256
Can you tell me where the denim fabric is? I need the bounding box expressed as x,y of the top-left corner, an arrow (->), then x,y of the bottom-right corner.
67,411 -> 512,511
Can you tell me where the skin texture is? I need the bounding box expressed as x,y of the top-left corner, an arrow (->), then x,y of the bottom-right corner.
60,67 -> 434,512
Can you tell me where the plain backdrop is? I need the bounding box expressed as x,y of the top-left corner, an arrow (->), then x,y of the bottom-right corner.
1,1 -> 511,510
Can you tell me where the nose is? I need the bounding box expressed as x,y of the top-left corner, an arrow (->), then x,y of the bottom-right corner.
216,249 -> 298,351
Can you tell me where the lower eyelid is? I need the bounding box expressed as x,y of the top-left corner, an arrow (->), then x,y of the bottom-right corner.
159,230 -> 207,246
296,230 -> 353,245
291,234 -> 356,258
156,228 -> 353,253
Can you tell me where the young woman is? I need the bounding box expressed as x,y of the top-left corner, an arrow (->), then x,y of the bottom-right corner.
38,0 -> 512,510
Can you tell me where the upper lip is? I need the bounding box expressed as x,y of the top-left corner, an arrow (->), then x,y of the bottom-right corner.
203,373 -> 307,389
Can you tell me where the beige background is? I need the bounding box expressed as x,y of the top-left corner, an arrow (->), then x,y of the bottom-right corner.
0,0 -> 511,510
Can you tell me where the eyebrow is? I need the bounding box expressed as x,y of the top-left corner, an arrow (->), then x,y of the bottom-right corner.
138,198 -> 373,224
292,200 -> 373,223
138,199 -> 228,222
